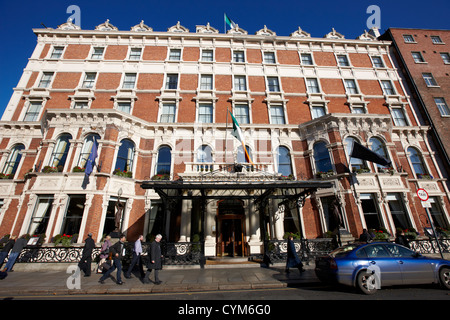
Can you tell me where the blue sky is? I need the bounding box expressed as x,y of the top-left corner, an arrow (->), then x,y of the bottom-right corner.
0,0 -> 449,118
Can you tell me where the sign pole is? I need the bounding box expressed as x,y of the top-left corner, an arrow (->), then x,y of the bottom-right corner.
417,188 -> 444,259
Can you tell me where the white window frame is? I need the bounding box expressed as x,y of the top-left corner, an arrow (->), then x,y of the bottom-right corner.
411,51 -> 426,63
165,74 -> 179,90
201,49 -> 214,62
306,78 -> 320,93
431,35 -> 444,44
90,47 -> 105,60
197,103 -> 214,123
50,46 -> 65,59
434,97 -> 450,116
23,101 -> 43,121
128,47 -> 142,61
233,103 -> 250,124
233,50 -> 245,63
381,80 -> 396,95
403,34 -> 415,43
38,72 -> 54,88
199,74 -> 213,90
300,53 -> 314,66
440,52 -> 450,64
344,79 -> 359,94
122,73 -> 137,89
234,75 -> 247,91
422,73 -> 439,87
168,48 -> 182,61
370,56 -> 385,68
266,76 -> 280,92
336,54 -> 350,67
269,104 -> 286,124
159,103 -> 177,123
263,51 -> 276,64
81,72 -> 97,89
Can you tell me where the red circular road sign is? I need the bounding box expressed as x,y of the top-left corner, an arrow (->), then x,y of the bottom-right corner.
417,188 -> 429,201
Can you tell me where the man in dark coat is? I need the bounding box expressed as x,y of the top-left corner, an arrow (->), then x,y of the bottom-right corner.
78,233 -> 95,277
285,235 -> 305,274
99,234 -> 126,285
144,234 -> 163,284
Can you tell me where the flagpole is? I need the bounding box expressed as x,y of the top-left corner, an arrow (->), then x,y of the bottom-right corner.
225,105 -> 229,164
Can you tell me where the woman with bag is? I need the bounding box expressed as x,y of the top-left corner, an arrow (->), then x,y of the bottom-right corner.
97,235 -> 111,273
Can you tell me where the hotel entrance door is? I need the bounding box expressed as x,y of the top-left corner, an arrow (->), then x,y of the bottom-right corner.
217,199 -> 245,257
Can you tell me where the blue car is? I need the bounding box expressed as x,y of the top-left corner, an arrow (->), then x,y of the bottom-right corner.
315,242 -> 450,294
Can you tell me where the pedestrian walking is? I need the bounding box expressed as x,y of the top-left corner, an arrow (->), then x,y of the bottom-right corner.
2,235 -> 28,272
99,234 -> 126,285
285,235 -> 305,274
97,235 -> 111,273
0,236 -> 16,269
144,234 -> 163,284
125,235 -> 145,280
78,233 -> 95,277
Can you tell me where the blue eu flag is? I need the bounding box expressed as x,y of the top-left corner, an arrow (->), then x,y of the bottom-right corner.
85,138 -> 98,176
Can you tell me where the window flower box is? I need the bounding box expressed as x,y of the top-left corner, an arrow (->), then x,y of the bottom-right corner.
0,173 -> 13,179
113,169 -> 132,178
72,166 -> 85,173
151,173 -> 170,180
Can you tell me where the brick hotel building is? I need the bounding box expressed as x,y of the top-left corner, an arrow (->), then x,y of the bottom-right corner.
0,19 -> 448,257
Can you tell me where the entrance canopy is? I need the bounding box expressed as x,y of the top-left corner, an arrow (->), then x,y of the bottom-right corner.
141,178 -> 334,204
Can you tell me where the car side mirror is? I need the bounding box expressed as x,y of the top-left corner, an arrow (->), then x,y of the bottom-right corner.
412,252 -> 422,258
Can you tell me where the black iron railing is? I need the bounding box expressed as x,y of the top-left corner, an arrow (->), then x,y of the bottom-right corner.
12,238 -> 449,266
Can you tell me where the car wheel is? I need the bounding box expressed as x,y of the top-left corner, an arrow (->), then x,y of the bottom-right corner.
356,270 -> 378,295
439,267 -> 450,290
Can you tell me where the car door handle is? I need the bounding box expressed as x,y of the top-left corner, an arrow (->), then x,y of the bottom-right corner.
370,261 -> 376,265
398,261 -> 404,264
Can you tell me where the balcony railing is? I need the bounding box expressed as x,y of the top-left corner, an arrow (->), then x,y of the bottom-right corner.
184,162 -> 274,174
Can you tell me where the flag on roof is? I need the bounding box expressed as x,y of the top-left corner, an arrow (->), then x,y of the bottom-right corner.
224,13 -> 237,29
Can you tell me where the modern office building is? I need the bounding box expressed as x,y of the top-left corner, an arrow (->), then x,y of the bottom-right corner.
0,20 -> 448,258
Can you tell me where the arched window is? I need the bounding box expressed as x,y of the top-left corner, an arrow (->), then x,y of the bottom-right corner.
156,146 -> 172,175
115,139 -> 135,173
237,145 -> 252,163
277,146 -> 293,177
345,137 -> 365,171
49,134 -> 72,169
313,141 -> 333,173
197,145 -> 213,163
407,147 -> 427,176
78,134 -> 100,168
2,144 -> 25,177
369,137 -> 390,170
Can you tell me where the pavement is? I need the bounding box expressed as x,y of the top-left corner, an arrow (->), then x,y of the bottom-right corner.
1,253 -> 448,298
0,261 -> 319,297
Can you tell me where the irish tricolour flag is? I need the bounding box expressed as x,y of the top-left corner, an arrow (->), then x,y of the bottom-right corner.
224,13 -> 236,29
229,111 -> 254,165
